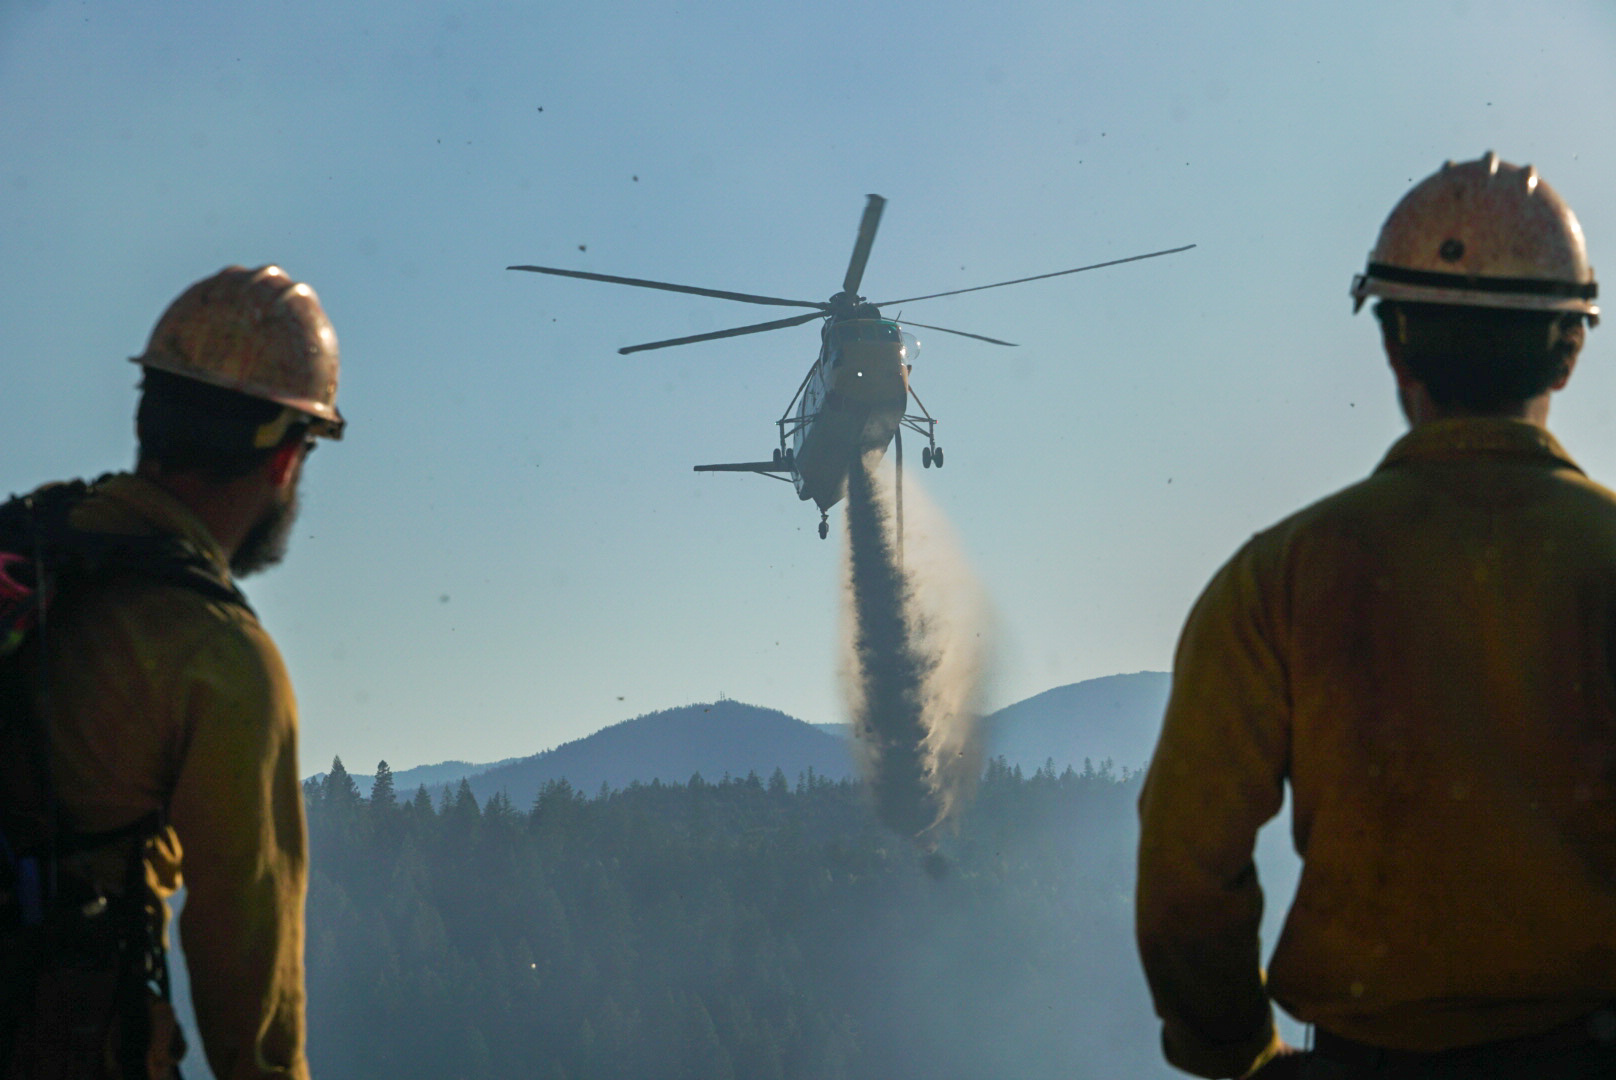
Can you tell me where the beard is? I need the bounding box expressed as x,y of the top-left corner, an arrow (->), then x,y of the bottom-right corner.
231,486 -> 300,578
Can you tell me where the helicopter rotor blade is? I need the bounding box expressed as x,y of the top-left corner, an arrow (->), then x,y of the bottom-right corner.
508,265 -> 827,310
898,320 -> 1019,347
618,310 -> 826,354
841,194 -> 886,297
875,243 -> 1196,306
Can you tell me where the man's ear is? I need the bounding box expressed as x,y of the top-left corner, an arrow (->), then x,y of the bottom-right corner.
1384,334 -> 1417,390
1379,305 -> 1412,379
1551,352 -> 1578,392
267,438 -> 304,488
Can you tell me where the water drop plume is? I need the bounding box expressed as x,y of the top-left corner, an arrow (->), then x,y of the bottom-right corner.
840,450 -> 994,847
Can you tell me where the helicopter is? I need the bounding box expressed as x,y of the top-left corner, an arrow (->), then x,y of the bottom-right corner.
511,196 -> 1192,539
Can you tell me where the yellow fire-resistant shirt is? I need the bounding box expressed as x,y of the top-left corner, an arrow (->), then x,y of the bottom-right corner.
1137,418 -> 1616,1078
24,474 -> 310,1080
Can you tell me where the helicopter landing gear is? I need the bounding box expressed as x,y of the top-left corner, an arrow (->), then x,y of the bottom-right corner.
922,445 -> 944,468
818,513 -> 829,540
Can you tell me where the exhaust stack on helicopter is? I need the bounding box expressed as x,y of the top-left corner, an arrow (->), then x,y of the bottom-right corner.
510,195 -> 1193,539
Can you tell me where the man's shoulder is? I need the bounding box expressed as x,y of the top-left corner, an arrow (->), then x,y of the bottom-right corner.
11,473 -> 252,617
100,577 -> 273,663
1238,475 -> 1386,556
1239,447 -> 1616,564
82,582 -> 292,731
33,495 -> 275,688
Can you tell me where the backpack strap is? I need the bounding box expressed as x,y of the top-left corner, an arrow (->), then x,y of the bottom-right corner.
0,479 -> 251,644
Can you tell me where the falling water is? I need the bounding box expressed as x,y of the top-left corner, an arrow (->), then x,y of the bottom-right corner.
840,450 -> 993,849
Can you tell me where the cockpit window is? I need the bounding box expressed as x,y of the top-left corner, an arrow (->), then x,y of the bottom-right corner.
835,321 -> 901,343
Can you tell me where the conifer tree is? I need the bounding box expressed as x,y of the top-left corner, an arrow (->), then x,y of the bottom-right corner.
454,776 -> 479,815
370,759 -> 396,806
323,755 -> 362,807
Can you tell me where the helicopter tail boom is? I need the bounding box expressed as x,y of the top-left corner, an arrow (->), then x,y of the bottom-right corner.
693,461 -> 794,480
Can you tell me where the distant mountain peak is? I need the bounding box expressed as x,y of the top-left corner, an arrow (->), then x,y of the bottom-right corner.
982,671 -> 1170,773
322,673 -> 1173,801
434,699 -> 855,807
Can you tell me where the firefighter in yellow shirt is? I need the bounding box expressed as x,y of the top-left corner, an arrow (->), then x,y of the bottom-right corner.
1137,154 -> 1616,1078
1,266 -> 343,1080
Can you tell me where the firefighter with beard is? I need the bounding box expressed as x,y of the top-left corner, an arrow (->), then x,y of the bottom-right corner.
1137,154 -> 1616,1079
1,266 -> 343,1080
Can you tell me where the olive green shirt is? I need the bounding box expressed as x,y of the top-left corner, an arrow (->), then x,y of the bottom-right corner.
38,474 -> 310,1080
1137,419 -> 1616,1078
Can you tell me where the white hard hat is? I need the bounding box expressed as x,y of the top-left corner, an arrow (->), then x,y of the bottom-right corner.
1351,152 -> 1598,325
135,265 -> 345,439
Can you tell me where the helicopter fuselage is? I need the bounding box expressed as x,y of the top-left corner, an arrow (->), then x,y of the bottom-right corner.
788,317 -> 909,511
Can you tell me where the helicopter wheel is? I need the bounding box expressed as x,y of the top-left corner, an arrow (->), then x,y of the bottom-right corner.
933,446 -> 944,468
772,448 -> 782,465
818,515 -> 829,540
922,446 -> 933,469
784,448 -> 795,467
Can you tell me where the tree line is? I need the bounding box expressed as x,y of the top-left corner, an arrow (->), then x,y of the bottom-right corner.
300,756 -> 1173,1080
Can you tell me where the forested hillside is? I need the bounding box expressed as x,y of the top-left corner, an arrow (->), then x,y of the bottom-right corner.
301,759 -> 1179,1080
453,700 -> 857,805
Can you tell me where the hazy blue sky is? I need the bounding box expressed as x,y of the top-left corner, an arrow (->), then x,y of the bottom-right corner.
3,0 -> 1614,774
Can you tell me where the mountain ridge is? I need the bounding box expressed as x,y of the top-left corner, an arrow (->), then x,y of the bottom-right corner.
326,671 -> 1173,807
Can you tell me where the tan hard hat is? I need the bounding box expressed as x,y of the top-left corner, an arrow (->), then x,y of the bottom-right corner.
1350,152 -> 1598,325
134,265 -> 345,439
